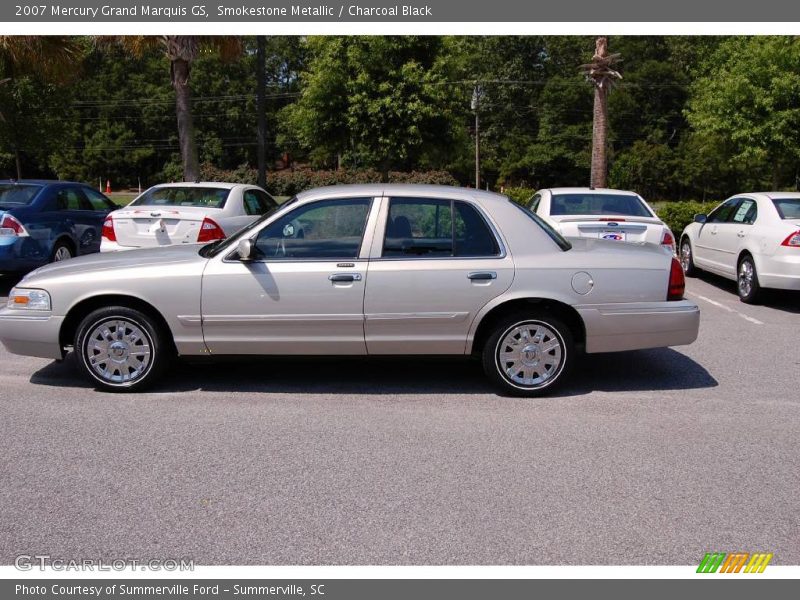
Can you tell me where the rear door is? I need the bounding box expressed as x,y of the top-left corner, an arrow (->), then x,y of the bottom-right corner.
364,196 -> 514,354
53,186 -> 101,255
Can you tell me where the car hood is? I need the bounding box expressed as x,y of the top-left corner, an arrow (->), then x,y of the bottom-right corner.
21,244 -> 208,283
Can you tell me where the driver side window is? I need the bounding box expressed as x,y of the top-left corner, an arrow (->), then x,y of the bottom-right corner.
253,198 -> 371,260
707,198 -> 740,223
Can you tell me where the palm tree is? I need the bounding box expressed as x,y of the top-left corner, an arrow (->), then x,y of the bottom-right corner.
0,36 -> 83,178
96,36 -> 242,182
580,37 -> 622,188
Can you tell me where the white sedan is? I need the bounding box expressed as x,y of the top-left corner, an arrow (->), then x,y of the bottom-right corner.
100,182 -> 278,251
526,187 -> 675,252
680,192 -> 800,303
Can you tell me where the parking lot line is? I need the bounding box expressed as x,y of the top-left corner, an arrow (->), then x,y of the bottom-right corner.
686,292 -> 764,325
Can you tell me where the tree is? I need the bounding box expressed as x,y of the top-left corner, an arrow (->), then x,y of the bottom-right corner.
686,36 -> 800,190
0,36 -> 83,178
580,37 -> 622,188
96,36 -> 242,181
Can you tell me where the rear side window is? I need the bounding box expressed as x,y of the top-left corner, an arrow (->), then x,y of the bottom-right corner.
84,188 -> 115,211
550,193 -> 651,217
0,184 -> 42,206
243,189 -> 278,216
772,198 -> 800,219
133,187 -> 231,209
55,188 -> 89,211
383,198 -> 500,258
732,198 -> 757,224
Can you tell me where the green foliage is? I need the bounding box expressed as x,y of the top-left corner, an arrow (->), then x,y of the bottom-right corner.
501,187 -> 536,206
656,200 -> 713,236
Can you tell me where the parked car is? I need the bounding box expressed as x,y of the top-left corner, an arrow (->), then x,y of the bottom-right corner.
100,182 -> 278,251
0,180 -> 116,274
680,192 -> 800,303
0,184 -> 699,395
525,187 -> 675,253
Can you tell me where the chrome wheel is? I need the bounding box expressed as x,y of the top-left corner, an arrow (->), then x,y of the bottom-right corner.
680,241 -> 691,272
495,321 -> 565,389
84,318 -> 153,385
53,245 -> 73,262
738,260 -> 754,298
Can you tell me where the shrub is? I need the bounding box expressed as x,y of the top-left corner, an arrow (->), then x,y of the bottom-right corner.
656,201 -> 714,236
502,186 -> 536,206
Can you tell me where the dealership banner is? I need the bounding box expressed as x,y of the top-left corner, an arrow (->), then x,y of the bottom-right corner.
5,579 -> 800,599
4,0 -> 800,22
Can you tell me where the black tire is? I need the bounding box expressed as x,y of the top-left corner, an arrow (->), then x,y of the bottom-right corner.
482,311 -> 573,397
737,254 -> 762,304
50,240 -> 74,263
680,237 -> 698,277
75,306 -> 170,392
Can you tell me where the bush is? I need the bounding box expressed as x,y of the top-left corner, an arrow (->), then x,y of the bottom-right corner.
656,201 -> 714,236
198,163 -> 458,196
502,186 -> 536,206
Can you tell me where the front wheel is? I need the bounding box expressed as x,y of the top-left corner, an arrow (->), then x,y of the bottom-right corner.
482,312 -> 573,397
75,306 -> 170,392
737,255 -> 762,304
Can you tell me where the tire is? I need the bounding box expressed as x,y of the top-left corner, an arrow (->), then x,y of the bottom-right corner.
737,254 -> 762,304
75,306 -> 170,392
50,240 -> 74,263
482,311 -> 573,397
680,237 -> 698,277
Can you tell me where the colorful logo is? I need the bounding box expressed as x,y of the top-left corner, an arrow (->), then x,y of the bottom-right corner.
602,233 -> 623,240
697,552 -> 773,573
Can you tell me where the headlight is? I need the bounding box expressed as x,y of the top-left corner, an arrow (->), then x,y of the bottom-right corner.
7,288 -> 51,311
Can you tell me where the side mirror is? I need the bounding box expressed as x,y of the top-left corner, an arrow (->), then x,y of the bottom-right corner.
237,238 -> 255,261
693,214 -> 707,224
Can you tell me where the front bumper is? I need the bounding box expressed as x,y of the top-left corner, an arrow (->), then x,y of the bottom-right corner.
0,310 -> 65,359
576,300 -> 700,354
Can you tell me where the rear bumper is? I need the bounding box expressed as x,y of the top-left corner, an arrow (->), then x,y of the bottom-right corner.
576,300 -> 700,353
0,238 -> 45,272
0,310 -> 65,359
757,253 -> 800,291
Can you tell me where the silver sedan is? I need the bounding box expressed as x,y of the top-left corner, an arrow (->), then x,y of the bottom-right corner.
0,184 -> 700,396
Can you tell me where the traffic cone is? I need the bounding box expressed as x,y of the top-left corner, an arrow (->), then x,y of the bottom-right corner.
105,179 -> 111,194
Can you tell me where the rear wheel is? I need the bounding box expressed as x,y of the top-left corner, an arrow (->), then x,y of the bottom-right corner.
75,306 -> 170,392
737,255 -> 761,304
680,237 -> 698,277
482,311 -> 573,397
50,240 -> 74,263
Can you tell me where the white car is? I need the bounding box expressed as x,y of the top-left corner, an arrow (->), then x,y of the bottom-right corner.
100,182 -> 278,251
526,187 -> 675,252
680,192 -> 800,303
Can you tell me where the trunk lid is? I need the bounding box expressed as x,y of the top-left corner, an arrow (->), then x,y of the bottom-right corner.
111,206 -> 218,248
553,215 -> 665,245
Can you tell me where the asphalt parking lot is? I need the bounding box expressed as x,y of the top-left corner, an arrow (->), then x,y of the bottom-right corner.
0,272 -> 798,565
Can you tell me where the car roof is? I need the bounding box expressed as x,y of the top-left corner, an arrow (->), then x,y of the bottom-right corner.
295,184 -> 510,207
543,187 -> 640,196
147,182 -> 248,190
762,192 -> 800,199
0,179 -> 89,186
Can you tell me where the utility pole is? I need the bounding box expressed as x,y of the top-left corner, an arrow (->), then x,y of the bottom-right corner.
471,84 -> 482,189
256,35 -> 267,189
580,37 -> 622,188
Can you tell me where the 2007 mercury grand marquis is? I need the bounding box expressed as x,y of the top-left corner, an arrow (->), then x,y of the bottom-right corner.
0,184 -> 699,396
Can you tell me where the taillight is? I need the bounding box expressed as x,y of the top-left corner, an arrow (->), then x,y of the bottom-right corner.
0,214 -> 29,237
667,257 -> 685,301
780,231 -> 800,247
197,217 -> 225,243
661,230 -> 675,252
101,215 -> 116,242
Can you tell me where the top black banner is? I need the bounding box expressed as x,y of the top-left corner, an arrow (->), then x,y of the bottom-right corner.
4,0 -> 800,22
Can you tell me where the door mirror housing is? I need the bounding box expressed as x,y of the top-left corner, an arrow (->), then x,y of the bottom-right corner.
237,238 -> 255,261
693,214 -> 707,224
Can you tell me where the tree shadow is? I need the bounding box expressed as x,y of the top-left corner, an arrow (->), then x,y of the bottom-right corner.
692,271 -> 800,314
30,347 -> 716,397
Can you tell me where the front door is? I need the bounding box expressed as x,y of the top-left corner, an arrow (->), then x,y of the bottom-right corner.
201,197 -> 376,355
695,197 -> 740,273
364,196 -> 514,354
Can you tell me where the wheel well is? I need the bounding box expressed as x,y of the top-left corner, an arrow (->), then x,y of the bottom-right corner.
59,295 -> 175,352
738,250 -> 753,266
471,298 -> 586,355
53,236 -> 76,254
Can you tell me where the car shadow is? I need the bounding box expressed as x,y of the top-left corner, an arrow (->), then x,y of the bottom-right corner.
30,347 -> 716,397
0,274 -> 23,298
692,271 -> 800,314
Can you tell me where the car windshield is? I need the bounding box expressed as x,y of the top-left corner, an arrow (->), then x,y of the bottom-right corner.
550,193 -> 652,217
200,196 -> 298,258
772,198 -> 800,220
132,186 -> 231,209
0,183 -> 43,206
513,202 -> 572,251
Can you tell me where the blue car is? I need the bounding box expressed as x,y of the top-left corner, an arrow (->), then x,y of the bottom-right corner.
0,180 -> 117,274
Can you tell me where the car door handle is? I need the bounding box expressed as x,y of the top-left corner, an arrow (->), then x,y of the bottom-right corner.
328,273 -> 362,283
467,271 -> 497,281
737,231 -> 745,238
